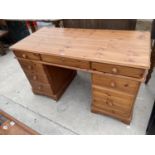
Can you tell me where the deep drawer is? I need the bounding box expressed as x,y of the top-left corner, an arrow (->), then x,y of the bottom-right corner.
92,85 -> 134,112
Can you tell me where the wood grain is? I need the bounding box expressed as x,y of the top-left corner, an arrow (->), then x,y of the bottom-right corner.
11,27 -> 151,124
17,58 -> 76,101
11,27 -> 150,69
14,50 -> 41,60
41,54 -> 90,69
92,73 -> 140,95
91,62 -> 145,78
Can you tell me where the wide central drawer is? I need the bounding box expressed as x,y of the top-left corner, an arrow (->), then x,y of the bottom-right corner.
92,73 -> 140,95
91,62 -> 145,78
41,55 -> 90,69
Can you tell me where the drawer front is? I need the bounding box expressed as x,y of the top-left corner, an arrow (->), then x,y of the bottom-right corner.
25,72 -> 50,84
14,50 -> 41,60
93,101 -> 131,117
92,104 -> 131,119
32,83 -> 54,95
18,59 -> 46,74
92,73 -> 140,95
41,55 -> 90,69
92,85 -> 134,112
18,59 -> 50,84
91,62 -> 145,78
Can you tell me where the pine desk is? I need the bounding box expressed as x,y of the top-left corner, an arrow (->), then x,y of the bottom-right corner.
11,27 -> 150,124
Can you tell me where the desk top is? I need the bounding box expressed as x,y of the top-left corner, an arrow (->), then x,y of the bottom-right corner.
11,27 -> 151,69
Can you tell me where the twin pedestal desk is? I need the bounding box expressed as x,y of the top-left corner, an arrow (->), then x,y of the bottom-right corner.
11,28 -> 150,124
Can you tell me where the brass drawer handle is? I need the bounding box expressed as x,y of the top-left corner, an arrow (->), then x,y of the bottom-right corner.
112,110 -> 116,114
112,67 -> 118,74
22,54 -> 27,58
33,75 -> 37,80
110,81 -> 116,88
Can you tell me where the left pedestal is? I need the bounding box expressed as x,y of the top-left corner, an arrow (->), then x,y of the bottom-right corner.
14,50 -> 76,101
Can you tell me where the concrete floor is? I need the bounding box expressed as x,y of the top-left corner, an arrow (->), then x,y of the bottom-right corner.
0,51 -> 155,134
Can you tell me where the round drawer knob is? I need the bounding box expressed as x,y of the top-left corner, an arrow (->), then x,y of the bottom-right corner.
22,54 -> 27,58
106,100 -> 113,106
61,57 -> 65,61
110,82 -> 116,88
38,86 -> 41,90
112,67 -> 118,74
33,75 -> 37,80
28,65 -> 32,70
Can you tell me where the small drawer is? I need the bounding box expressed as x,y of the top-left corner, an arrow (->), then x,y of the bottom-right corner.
25,72 -> 50,84
14,50 -> 41,60
32,83 -> 54,96
92,85 -> 134,112
92,73 -> 140,95
41,55 -> 90,69
18,59 -> 45,74
91,62 -> 145,78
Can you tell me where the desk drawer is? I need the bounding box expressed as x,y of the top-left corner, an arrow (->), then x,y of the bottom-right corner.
92,73 -> 140,95
14,50 -> 41,60
25,72 -> 50,84
18,59 -> 45,74
93,85 -> 135,109
92,104 -> 131,118
91,62 -> 145,78
41,55 -> 90,69
18,60 -> 50,84
32,83 -> 54,96
92,85 -> 134,112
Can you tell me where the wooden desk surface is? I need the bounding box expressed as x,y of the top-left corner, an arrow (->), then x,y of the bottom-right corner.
11,27 -> 151,69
